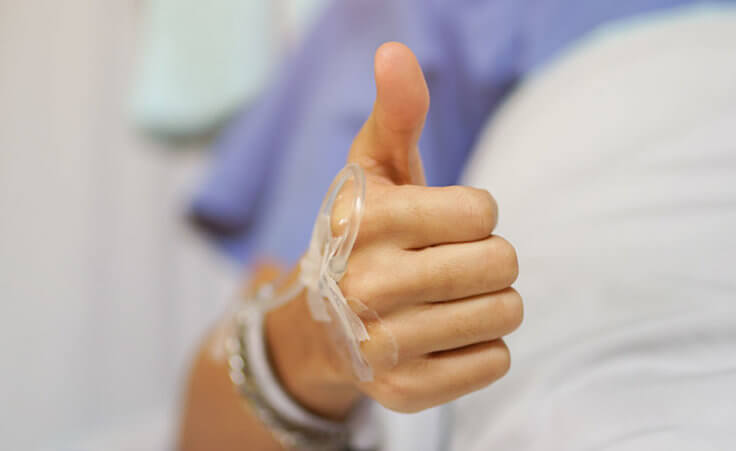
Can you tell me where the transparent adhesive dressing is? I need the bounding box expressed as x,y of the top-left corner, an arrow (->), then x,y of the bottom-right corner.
263,164 -> 396,382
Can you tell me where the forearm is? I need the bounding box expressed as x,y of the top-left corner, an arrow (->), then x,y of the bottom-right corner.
178,263 -> 288,451
178,325 -> 285,451
177,263 -> 360,451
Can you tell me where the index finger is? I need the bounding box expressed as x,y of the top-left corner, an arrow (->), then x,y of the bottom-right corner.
359,184 -> 498,249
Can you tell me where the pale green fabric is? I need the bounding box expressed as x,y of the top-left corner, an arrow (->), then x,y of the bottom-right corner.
130,0 -> 327,137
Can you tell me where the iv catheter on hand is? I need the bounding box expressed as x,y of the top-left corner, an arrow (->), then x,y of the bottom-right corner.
257,164 -> 380,382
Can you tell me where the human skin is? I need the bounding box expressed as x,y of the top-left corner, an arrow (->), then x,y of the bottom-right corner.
178,42 -> 522,450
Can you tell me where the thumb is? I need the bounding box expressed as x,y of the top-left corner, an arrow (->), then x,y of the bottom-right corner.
348,42 -> 429,185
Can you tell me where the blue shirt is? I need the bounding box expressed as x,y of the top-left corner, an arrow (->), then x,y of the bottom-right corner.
192,0 -> 727,264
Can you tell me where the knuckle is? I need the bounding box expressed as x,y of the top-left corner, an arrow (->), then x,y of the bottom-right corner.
449,186 -> 497,237
471,341 -> 511,388
358,319 -> 394,368
359,184 -> 394,241
341,262 -> 394,313
496,344 -> 512,379
334,180 -> 392,246
474,189 -> 499,235
340,271 -> 376,304
493,236 -> 519,286
419,255 -> 460,301
391,403 -> 426,414
373,373 -> 417,413
499,288 -> 524,333
456,314 -> 481,343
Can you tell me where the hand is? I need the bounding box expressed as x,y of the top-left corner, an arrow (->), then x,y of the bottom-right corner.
266,42 -> 522,419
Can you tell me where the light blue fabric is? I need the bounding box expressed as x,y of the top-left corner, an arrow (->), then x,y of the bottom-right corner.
192,0 -> 733,264
130,0 -> 327,136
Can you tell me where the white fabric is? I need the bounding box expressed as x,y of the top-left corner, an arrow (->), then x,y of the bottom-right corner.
451,6 -> 736,451
377,406 -> 447,451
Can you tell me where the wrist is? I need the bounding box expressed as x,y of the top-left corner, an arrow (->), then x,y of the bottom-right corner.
265,289 -> 363,420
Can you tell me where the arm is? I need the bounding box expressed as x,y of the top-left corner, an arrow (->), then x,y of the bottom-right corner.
179,43 -> 522,450
178,262 -> 359,451
178,315 -> 285,451
178,264 -> 309,451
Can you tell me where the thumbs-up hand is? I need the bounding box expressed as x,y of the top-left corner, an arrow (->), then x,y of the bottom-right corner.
266,43 -> 522,419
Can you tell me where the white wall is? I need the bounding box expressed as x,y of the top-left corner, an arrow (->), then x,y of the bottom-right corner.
0,2 -> 237,449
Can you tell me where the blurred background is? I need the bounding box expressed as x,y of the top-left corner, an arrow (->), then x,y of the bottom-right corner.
0,1 -> 327,449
